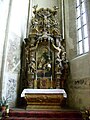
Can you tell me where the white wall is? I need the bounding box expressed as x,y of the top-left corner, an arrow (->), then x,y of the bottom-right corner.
1,0 -> 29,107
32,0 -> 58,9
0,0 -> 10,96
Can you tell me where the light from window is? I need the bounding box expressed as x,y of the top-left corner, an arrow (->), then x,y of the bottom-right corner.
82,13 -> 86,24
84,38 -> 89,53
78,29 -> 82,40
82,2 -> 85,13
78,41 -> 83,54
76,0 -> 89,55
77,0 -> 80,6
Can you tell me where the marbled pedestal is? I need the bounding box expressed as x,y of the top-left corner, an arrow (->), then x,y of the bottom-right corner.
21,89 -> 67,110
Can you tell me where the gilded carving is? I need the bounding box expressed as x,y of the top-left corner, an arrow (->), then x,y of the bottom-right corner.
25,93 -> 64,110
21,6 -> 69,89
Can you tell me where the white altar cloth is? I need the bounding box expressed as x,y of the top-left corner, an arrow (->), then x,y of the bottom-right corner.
21,89 -> 67,98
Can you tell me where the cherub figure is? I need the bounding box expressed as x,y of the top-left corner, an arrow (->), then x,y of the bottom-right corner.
52,43 -> 62,58
28,58 -> 36,73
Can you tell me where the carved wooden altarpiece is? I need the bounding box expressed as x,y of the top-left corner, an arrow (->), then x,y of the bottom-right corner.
21,6 -> 69,110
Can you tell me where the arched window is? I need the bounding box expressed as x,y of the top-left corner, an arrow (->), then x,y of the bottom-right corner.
76,0 -> 89,55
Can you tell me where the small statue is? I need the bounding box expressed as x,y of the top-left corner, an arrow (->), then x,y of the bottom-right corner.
28,62 -> 36,73
52,43 -> 62,59
28,57 -> 36,73
25,46 -> 29,63
61,52 -> 66,61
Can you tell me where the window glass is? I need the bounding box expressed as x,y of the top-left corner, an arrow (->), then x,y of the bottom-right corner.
78,29 -> 82,41
77,7 -> 80,17
77,0 -> 80,6
77,17 -> 81,29
78,41 -> 83,54
83,25 -> 88,38
84,38 -> 89,52
82,13 -> 86,25
82,2 -> 85,13
76,0 -> 89,55
81,0 -> 84,3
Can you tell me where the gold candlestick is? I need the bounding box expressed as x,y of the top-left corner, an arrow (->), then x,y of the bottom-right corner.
34,79 -> 37,89
50,76 -> 53,89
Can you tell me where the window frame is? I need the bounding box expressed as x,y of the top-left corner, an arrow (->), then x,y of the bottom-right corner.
76,0 -> 89,55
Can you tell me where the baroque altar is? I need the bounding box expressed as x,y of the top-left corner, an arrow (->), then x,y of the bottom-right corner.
21,6 -> 69,110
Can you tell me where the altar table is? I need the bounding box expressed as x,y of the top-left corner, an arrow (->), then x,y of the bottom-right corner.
21,89 -> 67,110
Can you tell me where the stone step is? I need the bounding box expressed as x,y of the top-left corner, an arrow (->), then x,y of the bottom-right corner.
3,117 -> 83,120
8,110 -> 82,118
2,109 -> 83,120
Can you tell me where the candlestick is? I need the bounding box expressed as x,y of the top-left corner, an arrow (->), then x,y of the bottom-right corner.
34,79 -> 37,89
50,76 -> 53,89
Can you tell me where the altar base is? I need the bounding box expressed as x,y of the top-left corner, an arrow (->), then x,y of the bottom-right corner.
25,93 -> 64,110
21,89 -> 67,110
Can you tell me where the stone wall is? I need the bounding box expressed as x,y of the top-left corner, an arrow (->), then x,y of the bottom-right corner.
65,0 -> 90,109
68,53 -> 90,109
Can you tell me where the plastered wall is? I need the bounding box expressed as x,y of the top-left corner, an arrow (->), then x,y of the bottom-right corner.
65,0 -> 90,110
0,0 -> 29,107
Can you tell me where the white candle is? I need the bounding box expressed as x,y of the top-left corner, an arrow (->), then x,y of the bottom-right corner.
6,108 -> 9,113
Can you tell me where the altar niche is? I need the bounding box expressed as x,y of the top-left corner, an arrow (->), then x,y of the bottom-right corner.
21,6 -> 69,90
36,46 -> 53,89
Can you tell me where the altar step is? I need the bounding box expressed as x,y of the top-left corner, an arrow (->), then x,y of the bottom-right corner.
2,117 -> 83,119
2,109 -> 83,120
